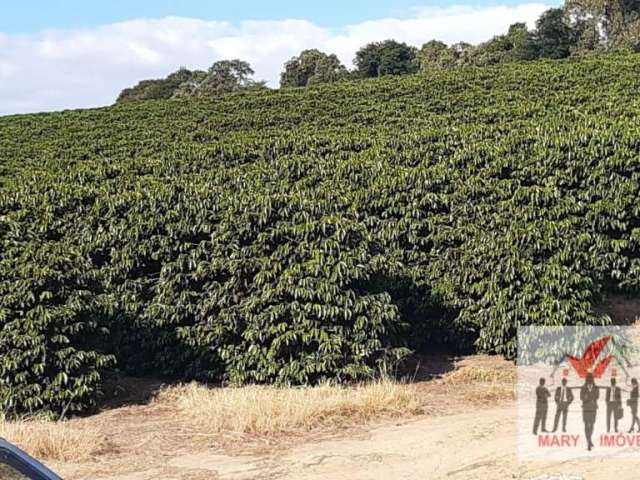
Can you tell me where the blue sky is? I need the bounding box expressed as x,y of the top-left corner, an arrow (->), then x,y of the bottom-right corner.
2,0 -> 560,33
0,2 -> 558,115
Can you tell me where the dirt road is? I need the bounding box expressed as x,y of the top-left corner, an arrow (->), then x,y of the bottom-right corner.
75,404 -> 635,480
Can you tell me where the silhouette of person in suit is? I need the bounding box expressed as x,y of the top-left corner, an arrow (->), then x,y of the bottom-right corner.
581,372 -> 599,451
552,377 -> 574,433
628,378 -> 640,433
606,377 -> 622,432
533,377 -> 551,434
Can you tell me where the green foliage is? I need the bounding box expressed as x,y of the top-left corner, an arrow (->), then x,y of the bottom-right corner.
534,9 -> 578,59
505,23 -> 540,61
418,40 -> 451,71
419,23 -> 541,72
416,2 -> 638,72
418,40 -> 476,70
116,68 -> 199,103
566,0 -> 640,51
280,49 -> 347,88
116,60 -> 267,103
188,59 -> 268,97
2,54 -> 640,414
466,23 -> 539,67
0,219 -> 115,415
354,40 -> 419,77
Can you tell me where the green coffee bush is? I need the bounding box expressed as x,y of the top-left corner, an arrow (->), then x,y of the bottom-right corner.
1,53 -> 640,413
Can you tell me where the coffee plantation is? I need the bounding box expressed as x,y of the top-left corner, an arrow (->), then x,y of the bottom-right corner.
1,54 -> 640,415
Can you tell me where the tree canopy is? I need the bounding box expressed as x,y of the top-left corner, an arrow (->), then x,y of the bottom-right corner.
116,60 -> 267,103
566,0 -> 640,51
194,60 -> 267,97
534,8 -> 577,59
280,49 -> 347,88
116,68 -> 199,103
118,0 -> 640,103
354,40 -> 419,78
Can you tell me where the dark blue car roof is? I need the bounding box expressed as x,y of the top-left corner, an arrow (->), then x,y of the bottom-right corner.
0,438 -> 62,480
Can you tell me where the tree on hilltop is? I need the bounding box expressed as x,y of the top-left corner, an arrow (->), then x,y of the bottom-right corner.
354,40 -> 419,78
193,60 -> 267,97
280,49 -> 347,88
565,0 -> 640,51
116,59 -> 267,103
534,8 -> 578,58
116,67 -> 200,103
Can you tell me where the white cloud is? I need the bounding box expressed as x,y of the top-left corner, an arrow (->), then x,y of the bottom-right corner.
0,3 -> 551,116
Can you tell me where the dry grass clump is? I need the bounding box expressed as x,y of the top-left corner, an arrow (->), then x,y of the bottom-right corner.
0,355 -> 517,466
153,355 -> 517,441
446,364 -> 514,384
440,355 -> 516,405
444,354 -> 515,384
155,378 -> 424,437
0,416 -> 107,462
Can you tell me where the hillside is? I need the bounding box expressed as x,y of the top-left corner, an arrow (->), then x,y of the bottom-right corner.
1,54 -> 640,414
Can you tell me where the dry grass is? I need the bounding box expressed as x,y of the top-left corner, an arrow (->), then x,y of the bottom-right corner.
439,355 -> 516,406
0,354 -> 518,477
155,378 -> 424,437
0,416 -> 108,462
446,363 -> 514,384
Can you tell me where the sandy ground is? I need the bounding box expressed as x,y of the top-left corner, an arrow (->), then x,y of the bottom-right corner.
57,403 -> 640,480
38,354 -> 637,480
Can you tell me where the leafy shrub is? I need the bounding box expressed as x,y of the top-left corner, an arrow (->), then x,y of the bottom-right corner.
1,54 -> 640,413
